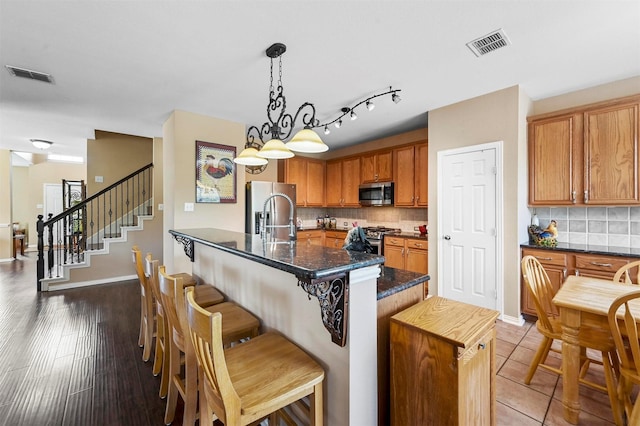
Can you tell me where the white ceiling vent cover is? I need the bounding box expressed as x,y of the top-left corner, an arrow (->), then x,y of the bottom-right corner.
466,29 -> 511,57
5,65 -> 54,83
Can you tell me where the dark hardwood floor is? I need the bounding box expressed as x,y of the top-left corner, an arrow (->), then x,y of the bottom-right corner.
0,253 -> 179,426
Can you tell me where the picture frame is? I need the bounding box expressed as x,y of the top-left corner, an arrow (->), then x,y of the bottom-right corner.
195,140 -> 237,203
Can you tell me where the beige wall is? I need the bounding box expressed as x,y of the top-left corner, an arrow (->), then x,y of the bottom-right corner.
11,166 -> 30,242
87,130 -> 153,195
0,150 -> 11,260
532,75 -> 640,115
429,85 -> 531,320
162,110 -> 246,274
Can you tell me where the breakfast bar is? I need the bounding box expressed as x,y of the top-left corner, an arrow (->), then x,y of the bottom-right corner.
170,227 -> 396,425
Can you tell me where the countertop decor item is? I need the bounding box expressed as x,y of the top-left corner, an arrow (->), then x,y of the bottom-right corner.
528,220 -> 558,247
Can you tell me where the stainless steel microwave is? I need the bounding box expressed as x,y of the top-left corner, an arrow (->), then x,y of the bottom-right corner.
358,182 -> 394,206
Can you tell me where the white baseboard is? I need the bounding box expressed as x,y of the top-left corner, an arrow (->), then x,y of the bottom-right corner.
46,274 -> 137,291
500,313 -> 525,326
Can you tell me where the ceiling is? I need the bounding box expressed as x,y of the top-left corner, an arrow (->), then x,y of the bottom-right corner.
1,1 -> 639,161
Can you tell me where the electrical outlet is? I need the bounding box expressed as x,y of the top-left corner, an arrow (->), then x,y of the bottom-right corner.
343,222 -> 348,226
414,226 -> 419,231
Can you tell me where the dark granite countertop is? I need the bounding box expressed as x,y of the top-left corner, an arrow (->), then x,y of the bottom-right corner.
377,266 -> 429,300
170,228 -> 384,281
386,232 -> 429,240
520,242 -> 640,258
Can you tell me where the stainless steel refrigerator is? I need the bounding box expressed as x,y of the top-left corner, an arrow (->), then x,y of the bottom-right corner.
245,181 -> 297,240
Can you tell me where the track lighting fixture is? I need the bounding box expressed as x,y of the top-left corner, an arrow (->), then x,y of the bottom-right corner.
324,126 -> 330,135
313,86 -> 402,132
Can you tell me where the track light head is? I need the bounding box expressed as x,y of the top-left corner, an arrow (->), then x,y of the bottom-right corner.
324,125 -> 330,135
366,100 -> 375,111
350,110 -> 358,121
335,119 -> 342,129
392,92 -> 401,104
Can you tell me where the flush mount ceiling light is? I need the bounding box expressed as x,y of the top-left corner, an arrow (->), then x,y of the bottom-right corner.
234,42 -> 403,173
30,139 -> 53,149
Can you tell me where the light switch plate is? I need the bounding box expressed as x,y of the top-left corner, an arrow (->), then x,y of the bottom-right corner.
95,175 -> 103,183
184,202 -> 194,212
158,203 -> 164,211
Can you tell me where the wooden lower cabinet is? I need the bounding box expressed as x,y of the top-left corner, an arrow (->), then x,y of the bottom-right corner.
391,297 -> 499,425
298,230 -> 323,246
324,230 -> 347,248
384,236 -> 428,297
521,247 -> 637,317
376,283 -> 423,426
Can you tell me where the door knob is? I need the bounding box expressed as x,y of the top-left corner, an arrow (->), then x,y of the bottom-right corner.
444,235 -> 451,240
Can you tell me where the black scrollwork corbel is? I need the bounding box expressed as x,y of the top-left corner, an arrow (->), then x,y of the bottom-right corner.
172,234 -> 194,262
297,273 -> 349,347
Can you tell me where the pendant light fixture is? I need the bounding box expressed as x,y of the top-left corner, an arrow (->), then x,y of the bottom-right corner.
234,42 -> 403,173
234,43 -> 327,167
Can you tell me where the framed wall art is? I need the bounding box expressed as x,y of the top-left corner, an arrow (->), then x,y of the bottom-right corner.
195,140 -> 237,203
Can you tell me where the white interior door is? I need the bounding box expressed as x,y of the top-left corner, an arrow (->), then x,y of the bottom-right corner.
44,184 -> 63,246
438,143 -> 500,311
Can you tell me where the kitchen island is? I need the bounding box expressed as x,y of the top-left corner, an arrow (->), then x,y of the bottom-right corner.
170,227 -> 393,425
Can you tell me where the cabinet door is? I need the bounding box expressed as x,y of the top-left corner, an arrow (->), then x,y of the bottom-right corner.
522,266 -> 565,317
325,160 -> 343,206
341,157 -> 361,206
285,157 -> 308,206
376,151 -> 393,182
384,244 -> 405,270
305,159 -> 325,206
528,114 -> 582,205
584,101 -> 640,205
414,142 -> 428,207
393,145 -> 416,206
361,153 -> 377,183
405,248 -> 428,274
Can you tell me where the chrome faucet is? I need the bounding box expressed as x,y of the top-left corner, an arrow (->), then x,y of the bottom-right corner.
261,192 -> 296,241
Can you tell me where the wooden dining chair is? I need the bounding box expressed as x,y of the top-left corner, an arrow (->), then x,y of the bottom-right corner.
159,266 -> 260,425
521,255 -> 623,425
613,260 -> 640,284
132,245 -> 154,362
185,286 -> 325,426
608,290 -> 640,426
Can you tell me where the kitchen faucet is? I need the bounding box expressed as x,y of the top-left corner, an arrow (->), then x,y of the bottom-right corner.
261,192 -> 296,241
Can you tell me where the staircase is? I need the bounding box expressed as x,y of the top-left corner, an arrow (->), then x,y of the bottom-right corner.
37,164 -> 154,291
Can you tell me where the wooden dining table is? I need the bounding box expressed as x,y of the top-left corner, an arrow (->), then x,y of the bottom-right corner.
552,275 -> 640,424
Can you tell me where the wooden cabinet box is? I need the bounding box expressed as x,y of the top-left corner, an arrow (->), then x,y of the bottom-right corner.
384,235 -> 428,298
280,156 -> 325,207
361,150 -> 393,183
521,248 -> 568,317
393,142 -> 428,207
324,230 -> 347,249
528,95 -> 640,206
391,296 -> 499,426
326,157 -> 360,207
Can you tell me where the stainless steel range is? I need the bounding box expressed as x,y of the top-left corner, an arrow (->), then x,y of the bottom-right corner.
363,226 -> 401,255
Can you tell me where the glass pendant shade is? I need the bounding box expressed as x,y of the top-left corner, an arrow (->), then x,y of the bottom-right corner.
286,128 -> 328,153
233,147 -> 268,166
256,139 -> 294,159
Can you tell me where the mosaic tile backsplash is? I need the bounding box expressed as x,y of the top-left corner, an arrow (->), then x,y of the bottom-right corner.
298,207 -> 428,233
531,207 -> 640,248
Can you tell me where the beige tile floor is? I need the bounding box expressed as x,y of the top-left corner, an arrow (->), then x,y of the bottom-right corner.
495,320 -> 617,426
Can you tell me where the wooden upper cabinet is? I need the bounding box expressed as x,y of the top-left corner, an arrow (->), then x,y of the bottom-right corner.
326,157 -> 360,207
393,141 -> 428,207
361,150 -> 392,183
584,100 -> 640,205
528,94 -> 640,206
282,156 -> 325,207
528,113 -> 582,205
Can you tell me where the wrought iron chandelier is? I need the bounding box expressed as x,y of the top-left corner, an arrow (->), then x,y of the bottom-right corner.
234,43 -> 402,171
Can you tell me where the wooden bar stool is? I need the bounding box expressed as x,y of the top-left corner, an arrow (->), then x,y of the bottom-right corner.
159,266 -> 260,425
132,246 -> 154,362
185,287 -> 325,426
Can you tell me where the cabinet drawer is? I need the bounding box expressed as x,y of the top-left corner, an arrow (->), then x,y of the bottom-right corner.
522,248 -> 567,267
575,254 -> 628,273
325,230 -> 347,239
385,236 -> 404,247
300,231 -> 322,238
406,239 -> 427,250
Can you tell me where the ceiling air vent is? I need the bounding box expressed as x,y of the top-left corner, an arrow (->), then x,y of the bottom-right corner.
466,29 -> 511,57
5,65 -> 54,83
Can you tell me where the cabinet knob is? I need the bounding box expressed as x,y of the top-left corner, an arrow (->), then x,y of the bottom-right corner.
584,190 -> 589,203
478,343 -> 486,350
571,190 -> 576,204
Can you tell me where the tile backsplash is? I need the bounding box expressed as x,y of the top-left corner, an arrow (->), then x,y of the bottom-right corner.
298,207 -> 428,233
531,207 -> 640,248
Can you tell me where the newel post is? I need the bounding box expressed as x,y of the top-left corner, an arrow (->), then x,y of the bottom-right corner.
36,214 -> 44,291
